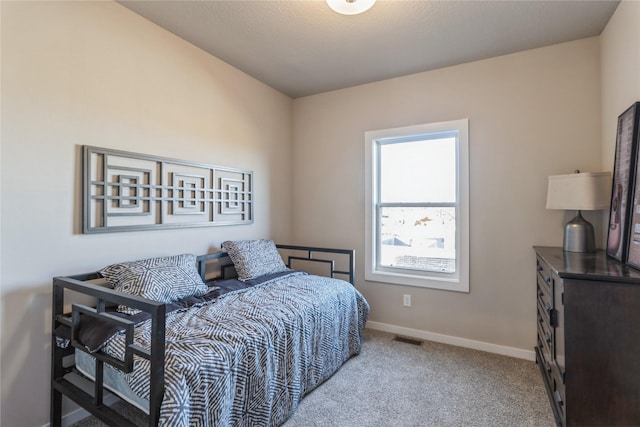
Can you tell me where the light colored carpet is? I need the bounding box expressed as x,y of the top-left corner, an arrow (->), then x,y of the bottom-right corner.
73,329 -> 555,427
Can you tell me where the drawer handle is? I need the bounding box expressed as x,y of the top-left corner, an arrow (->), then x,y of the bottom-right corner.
549,308 -> 558,328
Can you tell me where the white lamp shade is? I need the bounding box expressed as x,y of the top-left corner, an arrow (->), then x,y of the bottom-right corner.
326,0 -> 376,15
546,172 -> 612,211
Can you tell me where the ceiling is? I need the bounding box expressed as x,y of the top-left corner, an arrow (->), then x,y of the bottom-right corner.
118,0 -> 620,99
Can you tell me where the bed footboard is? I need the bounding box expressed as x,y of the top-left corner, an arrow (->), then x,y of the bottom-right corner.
51,274 -> 166,427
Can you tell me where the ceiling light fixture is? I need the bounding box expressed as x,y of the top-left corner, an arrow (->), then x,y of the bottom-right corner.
326,0 -> 376,15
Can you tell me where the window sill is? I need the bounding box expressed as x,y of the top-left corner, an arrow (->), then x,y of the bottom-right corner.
365,270 -> 469,292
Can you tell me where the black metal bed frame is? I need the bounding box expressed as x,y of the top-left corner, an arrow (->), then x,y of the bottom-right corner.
50,244 -> 355,427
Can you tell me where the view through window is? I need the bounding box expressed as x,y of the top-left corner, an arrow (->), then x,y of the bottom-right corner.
378,135 -> 456,274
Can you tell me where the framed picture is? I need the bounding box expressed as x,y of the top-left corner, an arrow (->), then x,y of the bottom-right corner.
625,104 -> 640,268
607,102 -> 640,262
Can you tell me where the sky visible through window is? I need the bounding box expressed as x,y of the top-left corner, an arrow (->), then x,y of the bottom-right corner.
379,136 -> 456,273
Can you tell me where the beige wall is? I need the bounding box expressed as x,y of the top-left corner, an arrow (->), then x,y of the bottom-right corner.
0,2 -> 292,426
601,1 -> 640,171
292,37 -> 603,354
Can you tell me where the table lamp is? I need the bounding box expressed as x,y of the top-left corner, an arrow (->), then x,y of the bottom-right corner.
546,171 -> 612,253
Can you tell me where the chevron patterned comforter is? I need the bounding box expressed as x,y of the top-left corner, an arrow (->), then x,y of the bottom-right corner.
101,271 -> 369,426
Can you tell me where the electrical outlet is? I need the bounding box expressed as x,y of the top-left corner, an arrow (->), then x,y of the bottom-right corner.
403,294 -> 411,307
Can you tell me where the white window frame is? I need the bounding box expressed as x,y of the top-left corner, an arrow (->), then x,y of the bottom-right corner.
364,119 -> 469,292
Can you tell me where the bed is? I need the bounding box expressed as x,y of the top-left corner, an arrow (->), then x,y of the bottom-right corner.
51,241 -> 369,427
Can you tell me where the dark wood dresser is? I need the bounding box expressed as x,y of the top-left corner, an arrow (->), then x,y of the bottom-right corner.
534,246 -> 640,426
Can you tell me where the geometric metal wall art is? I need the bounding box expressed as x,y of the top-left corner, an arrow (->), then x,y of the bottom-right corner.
83,145 -> 253,233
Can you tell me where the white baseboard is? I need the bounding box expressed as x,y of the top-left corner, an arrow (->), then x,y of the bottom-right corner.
365,321 -> 535,361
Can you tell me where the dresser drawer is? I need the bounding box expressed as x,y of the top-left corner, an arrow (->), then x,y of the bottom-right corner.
537,318 -> 552,355
552,368 -> 567,424
537,323 -> 553,376
536,256 -> 554,295
537,274 -> 553,307
537,288 -> 553,327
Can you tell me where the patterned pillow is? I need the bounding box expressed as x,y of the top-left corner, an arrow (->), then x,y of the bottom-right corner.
100,253 -> 208,314
221,239 -> 288,281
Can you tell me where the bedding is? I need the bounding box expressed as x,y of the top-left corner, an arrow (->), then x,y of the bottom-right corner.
85,270 -> 369,426
100,253 -> 208,314
60,275 -> 288,354
76,350 -> 150,412
222,239 -> 289,280
52,243 -> 364,427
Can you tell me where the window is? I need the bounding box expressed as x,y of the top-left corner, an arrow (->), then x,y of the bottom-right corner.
365,119 -> 469,292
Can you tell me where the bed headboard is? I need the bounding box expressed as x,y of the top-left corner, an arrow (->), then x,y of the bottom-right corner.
197,244 -> 355,285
